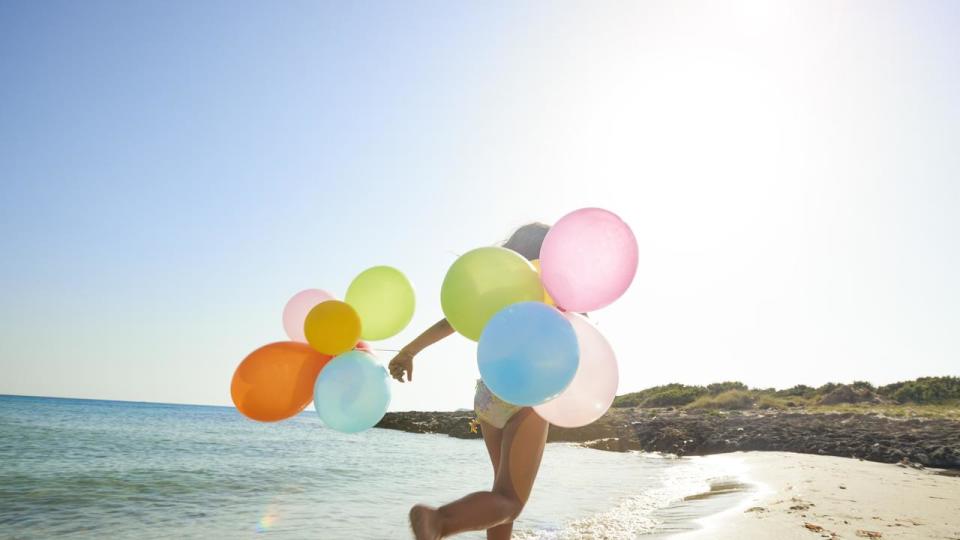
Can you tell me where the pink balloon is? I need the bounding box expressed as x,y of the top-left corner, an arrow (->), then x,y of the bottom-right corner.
355,340 -> 372,353
282,289 -> 334,342
540,208 -> 638,312
534,313 -> 618,428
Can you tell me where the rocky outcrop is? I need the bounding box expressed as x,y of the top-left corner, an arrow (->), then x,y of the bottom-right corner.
614,411 -> 960,469
376,408 -> 960,469
377,411 -> 480,439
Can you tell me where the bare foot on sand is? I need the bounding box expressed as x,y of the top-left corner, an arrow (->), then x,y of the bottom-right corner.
409,504 -> 442,540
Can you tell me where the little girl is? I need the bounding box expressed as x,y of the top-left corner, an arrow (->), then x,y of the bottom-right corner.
388,223 -> 551,540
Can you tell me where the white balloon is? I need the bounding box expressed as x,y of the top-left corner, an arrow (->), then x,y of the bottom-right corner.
534,313 -> 619,428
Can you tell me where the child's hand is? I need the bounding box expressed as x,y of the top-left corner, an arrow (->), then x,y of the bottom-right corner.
388,349 -> 415,382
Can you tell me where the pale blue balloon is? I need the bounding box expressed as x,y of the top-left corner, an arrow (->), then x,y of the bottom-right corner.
314,351 -> 391,433
478,302 -> 580,406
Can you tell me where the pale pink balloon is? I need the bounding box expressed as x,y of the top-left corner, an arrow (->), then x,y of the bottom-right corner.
534,313 -> 618,428
540,208 -> 638,312
282,289 -> 334,342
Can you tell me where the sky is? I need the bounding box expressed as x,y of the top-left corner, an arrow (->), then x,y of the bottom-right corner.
1,1 -> 958,411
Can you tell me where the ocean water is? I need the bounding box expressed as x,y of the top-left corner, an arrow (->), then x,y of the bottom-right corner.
0,395 -> 745,539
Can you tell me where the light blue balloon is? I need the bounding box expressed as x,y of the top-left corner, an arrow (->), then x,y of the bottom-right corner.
314,351 -> 391,433
478,302 -> 580,406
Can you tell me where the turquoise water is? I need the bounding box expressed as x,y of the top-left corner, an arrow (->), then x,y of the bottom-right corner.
0,395 -> 742,539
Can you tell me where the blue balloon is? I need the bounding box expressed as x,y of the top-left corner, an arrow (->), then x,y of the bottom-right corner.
478,302 -> 580,406
314,351 -> 391,433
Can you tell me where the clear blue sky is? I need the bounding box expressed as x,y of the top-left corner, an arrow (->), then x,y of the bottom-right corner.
2,1 -> 958,410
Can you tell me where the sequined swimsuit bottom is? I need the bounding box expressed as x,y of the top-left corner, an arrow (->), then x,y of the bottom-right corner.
474,379 -> 523,429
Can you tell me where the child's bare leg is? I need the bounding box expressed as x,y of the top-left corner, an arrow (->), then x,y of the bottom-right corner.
434,409 -> 549,536
479,421 -> 514,540
487,522 -> 513,540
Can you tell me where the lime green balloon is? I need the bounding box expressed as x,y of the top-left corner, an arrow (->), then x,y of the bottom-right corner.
441,247 -> 543,341
345,265 -> 416,341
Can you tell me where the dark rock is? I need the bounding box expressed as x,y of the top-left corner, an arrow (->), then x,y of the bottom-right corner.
581,438 -> 627,452
376,406 -> 960,469
376,411 -> 481,439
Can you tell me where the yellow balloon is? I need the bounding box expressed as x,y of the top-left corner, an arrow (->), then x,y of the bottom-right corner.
304,300 -> 361,356
532,260 -> 555,307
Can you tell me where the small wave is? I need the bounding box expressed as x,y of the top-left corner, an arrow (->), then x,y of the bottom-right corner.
682,478 -> 750,501
513,491 -> 665,539
513,454 -> 750,539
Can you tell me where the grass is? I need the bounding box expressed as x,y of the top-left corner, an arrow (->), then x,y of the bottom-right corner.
806,402 -> 960,420
685,390 -> 755,411
756,395 -> 790,410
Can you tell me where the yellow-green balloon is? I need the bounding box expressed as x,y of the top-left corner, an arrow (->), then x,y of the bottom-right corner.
345,265 -> 416,340
441,247 -> 543,341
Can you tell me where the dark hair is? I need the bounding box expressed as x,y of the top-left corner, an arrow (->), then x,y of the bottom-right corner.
501,222 -> 550,261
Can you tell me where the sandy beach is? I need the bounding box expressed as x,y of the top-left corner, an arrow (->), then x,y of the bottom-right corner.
675,452 -> 960,540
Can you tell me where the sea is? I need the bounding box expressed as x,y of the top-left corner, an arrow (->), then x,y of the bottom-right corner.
0,395 -> 750,539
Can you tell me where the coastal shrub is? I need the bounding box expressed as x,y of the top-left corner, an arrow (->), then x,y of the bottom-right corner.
612,384 -> 708,408
706,381 -> 748,395
890,377 -> 960,404
756,395 -> 788,410
611,393 -> 644,408
816,382 -> 841,396
877,381 -> 907,397
775,384 -> 817,399
642,386 -> 709,407
818,384 -> 878,405
611,377 -> 960,411
686,390 -> 755,410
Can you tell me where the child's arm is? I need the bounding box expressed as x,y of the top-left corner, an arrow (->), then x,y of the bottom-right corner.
388,319 -> 454,382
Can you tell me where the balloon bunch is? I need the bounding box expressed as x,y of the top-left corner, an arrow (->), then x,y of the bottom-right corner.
231,266 -> 415,433
442,208 -> 637,428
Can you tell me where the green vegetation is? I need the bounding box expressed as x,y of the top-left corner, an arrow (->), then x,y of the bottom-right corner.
808,402 -> 960,420
611,383 -> 707,408
706,381 -> 748,395
686,390 -> 755,410
613,376 -> 960,412
756,395 -> 789,410
882,377 -> 960,404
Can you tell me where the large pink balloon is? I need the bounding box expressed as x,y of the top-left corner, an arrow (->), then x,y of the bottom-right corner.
282,289 -> 334,342
540,208 -> 638,312
534,313 -> 618,428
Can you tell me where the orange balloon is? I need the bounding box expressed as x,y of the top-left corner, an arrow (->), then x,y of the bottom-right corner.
231,342 -> 331,422
303,300 -> 362,355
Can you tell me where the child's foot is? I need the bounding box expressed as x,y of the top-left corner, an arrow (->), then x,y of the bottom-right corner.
409,504 -> 442,540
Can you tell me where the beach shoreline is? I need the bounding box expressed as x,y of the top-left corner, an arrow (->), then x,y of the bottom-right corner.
662,451 -> 960,540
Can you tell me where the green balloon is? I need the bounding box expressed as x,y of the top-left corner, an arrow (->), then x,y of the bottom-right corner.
441,247 -> 543,341
346,266 -> 416,341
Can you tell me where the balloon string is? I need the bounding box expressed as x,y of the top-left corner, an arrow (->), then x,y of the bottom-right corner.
371,348 -> 401,352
